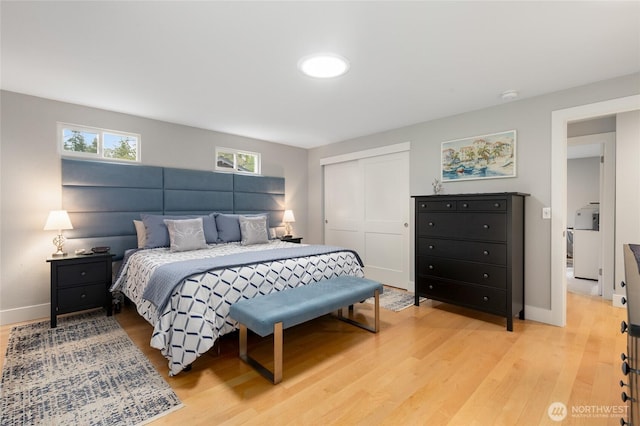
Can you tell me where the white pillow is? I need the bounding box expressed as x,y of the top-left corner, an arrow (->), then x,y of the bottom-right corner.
239,215 -> 269,245
163,218 -> 208,252
133,220 -> 147,248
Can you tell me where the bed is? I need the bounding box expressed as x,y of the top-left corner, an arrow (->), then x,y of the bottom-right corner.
113,238 -> 364,375
60,159 -> 364,375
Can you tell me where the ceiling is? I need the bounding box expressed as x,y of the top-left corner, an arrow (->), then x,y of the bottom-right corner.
2,1 -> 639,149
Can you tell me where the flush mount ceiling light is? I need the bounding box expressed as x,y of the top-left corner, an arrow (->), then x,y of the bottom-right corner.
298,54 -> 350,79
501,89 -> 519,100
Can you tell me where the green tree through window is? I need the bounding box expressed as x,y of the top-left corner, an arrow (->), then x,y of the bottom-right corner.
63,130 -> 98,153
59,124 -> 140,162
215,147 -> 261,174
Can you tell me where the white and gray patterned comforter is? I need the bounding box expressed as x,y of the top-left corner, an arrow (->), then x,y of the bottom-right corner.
112,240 -> 364,376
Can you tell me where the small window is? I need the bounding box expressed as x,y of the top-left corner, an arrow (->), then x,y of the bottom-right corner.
215,147 -> 261,174
58,123 -> 140,162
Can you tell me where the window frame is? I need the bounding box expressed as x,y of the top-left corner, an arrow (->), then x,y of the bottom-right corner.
58,122 -> 141,163
215,147 -> 262,175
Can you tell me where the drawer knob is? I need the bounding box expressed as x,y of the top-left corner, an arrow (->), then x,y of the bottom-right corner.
622,392 -> 632,403
494,203 -> 500,208
621,280 -> 626,288
622,353 -> 628,361
428,245 -> 434,250
483,250 -> 489,256
483,224 -> 490,229
622,321 -> 628,334
80,293 -> 86,299
428,222 -> 434,227
622,297 -> 627,305
421,203 -> 426,208
483,296 -> 489,302
621,362 -> 640,376
462,203 -> 468,208
428,284 -> 433,290
446,203 -> 452,208
483,273 -> 489,279
81,271 -> 86,276
428,265 -> 434,270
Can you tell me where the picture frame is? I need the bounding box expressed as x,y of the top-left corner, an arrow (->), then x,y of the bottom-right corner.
441,130 -> 516,182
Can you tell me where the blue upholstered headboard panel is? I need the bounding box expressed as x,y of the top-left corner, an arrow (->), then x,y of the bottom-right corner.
163,167 -> 234,215
61,159 -> 285,259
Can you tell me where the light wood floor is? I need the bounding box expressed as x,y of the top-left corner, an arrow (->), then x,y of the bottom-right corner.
1,292 -> 628,425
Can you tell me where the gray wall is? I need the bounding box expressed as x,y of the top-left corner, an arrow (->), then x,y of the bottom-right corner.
307,72 -> 640,312
0,91 -> 308,324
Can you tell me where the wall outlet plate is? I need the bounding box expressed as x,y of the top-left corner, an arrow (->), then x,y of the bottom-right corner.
542,207 -> 551,219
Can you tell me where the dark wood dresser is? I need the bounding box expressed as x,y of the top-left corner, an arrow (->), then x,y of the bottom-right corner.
621,244 -> 640,425
413,192 -> 527,331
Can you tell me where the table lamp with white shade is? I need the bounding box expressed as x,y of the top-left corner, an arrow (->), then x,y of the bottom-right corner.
44,210 -> 73,256
283,209 -> 295,238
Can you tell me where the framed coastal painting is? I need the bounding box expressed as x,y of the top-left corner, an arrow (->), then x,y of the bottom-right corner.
441,130 -> 516,182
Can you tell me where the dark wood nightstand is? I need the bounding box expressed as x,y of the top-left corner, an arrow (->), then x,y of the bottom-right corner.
281,236 -> 303,244
47,252 -> 114,328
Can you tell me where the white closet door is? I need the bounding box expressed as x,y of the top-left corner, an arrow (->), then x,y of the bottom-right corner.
324,151 -> 409,289
361,152 -> 410,288
324,160 -> 365,256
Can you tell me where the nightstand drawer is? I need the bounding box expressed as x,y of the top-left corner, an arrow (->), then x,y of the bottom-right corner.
56,261 -> 107,287
57,284 -> 106,313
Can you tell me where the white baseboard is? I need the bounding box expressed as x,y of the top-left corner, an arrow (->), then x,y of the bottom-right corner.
523,304 -> 555,326
612,293 -> 628,308
0,303 -> 50,326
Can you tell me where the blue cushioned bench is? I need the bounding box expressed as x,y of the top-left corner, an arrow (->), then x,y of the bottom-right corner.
229,275 -> 383,384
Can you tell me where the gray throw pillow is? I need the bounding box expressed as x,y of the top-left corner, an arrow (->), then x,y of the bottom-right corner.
164,218 -> 208,252
239,215 -> 269,245
141,213 -> 218,248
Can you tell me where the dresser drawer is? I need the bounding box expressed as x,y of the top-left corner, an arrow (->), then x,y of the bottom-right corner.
417,278 -> 507,315
417,238 -> 507,265
57,283 -> 106,313
417,212 -> 507,241
416,200 -> 457,211
56,261 -> 107,287
417,256 -> 507,289
458,199 -> 507,211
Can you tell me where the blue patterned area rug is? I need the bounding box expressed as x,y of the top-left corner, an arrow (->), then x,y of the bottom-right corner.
365,287 -> 427,312
0,310 -> 182,425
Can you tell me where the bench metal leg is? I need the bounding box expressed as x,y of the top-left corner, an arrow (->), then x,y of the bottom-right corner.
273,322 -> 283,384
238,322 -> 284,384
336,289 -> 380,333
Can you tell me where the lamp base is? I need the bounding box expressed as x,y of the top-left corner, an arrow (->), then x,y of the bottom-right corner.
52,234 -> 67,257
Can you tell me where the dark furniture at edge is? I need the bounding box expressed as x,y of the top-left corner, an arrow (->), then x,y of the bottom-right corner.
413,192 -> 527,331
621,244 -> 640,425
47,252 -> 114,328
